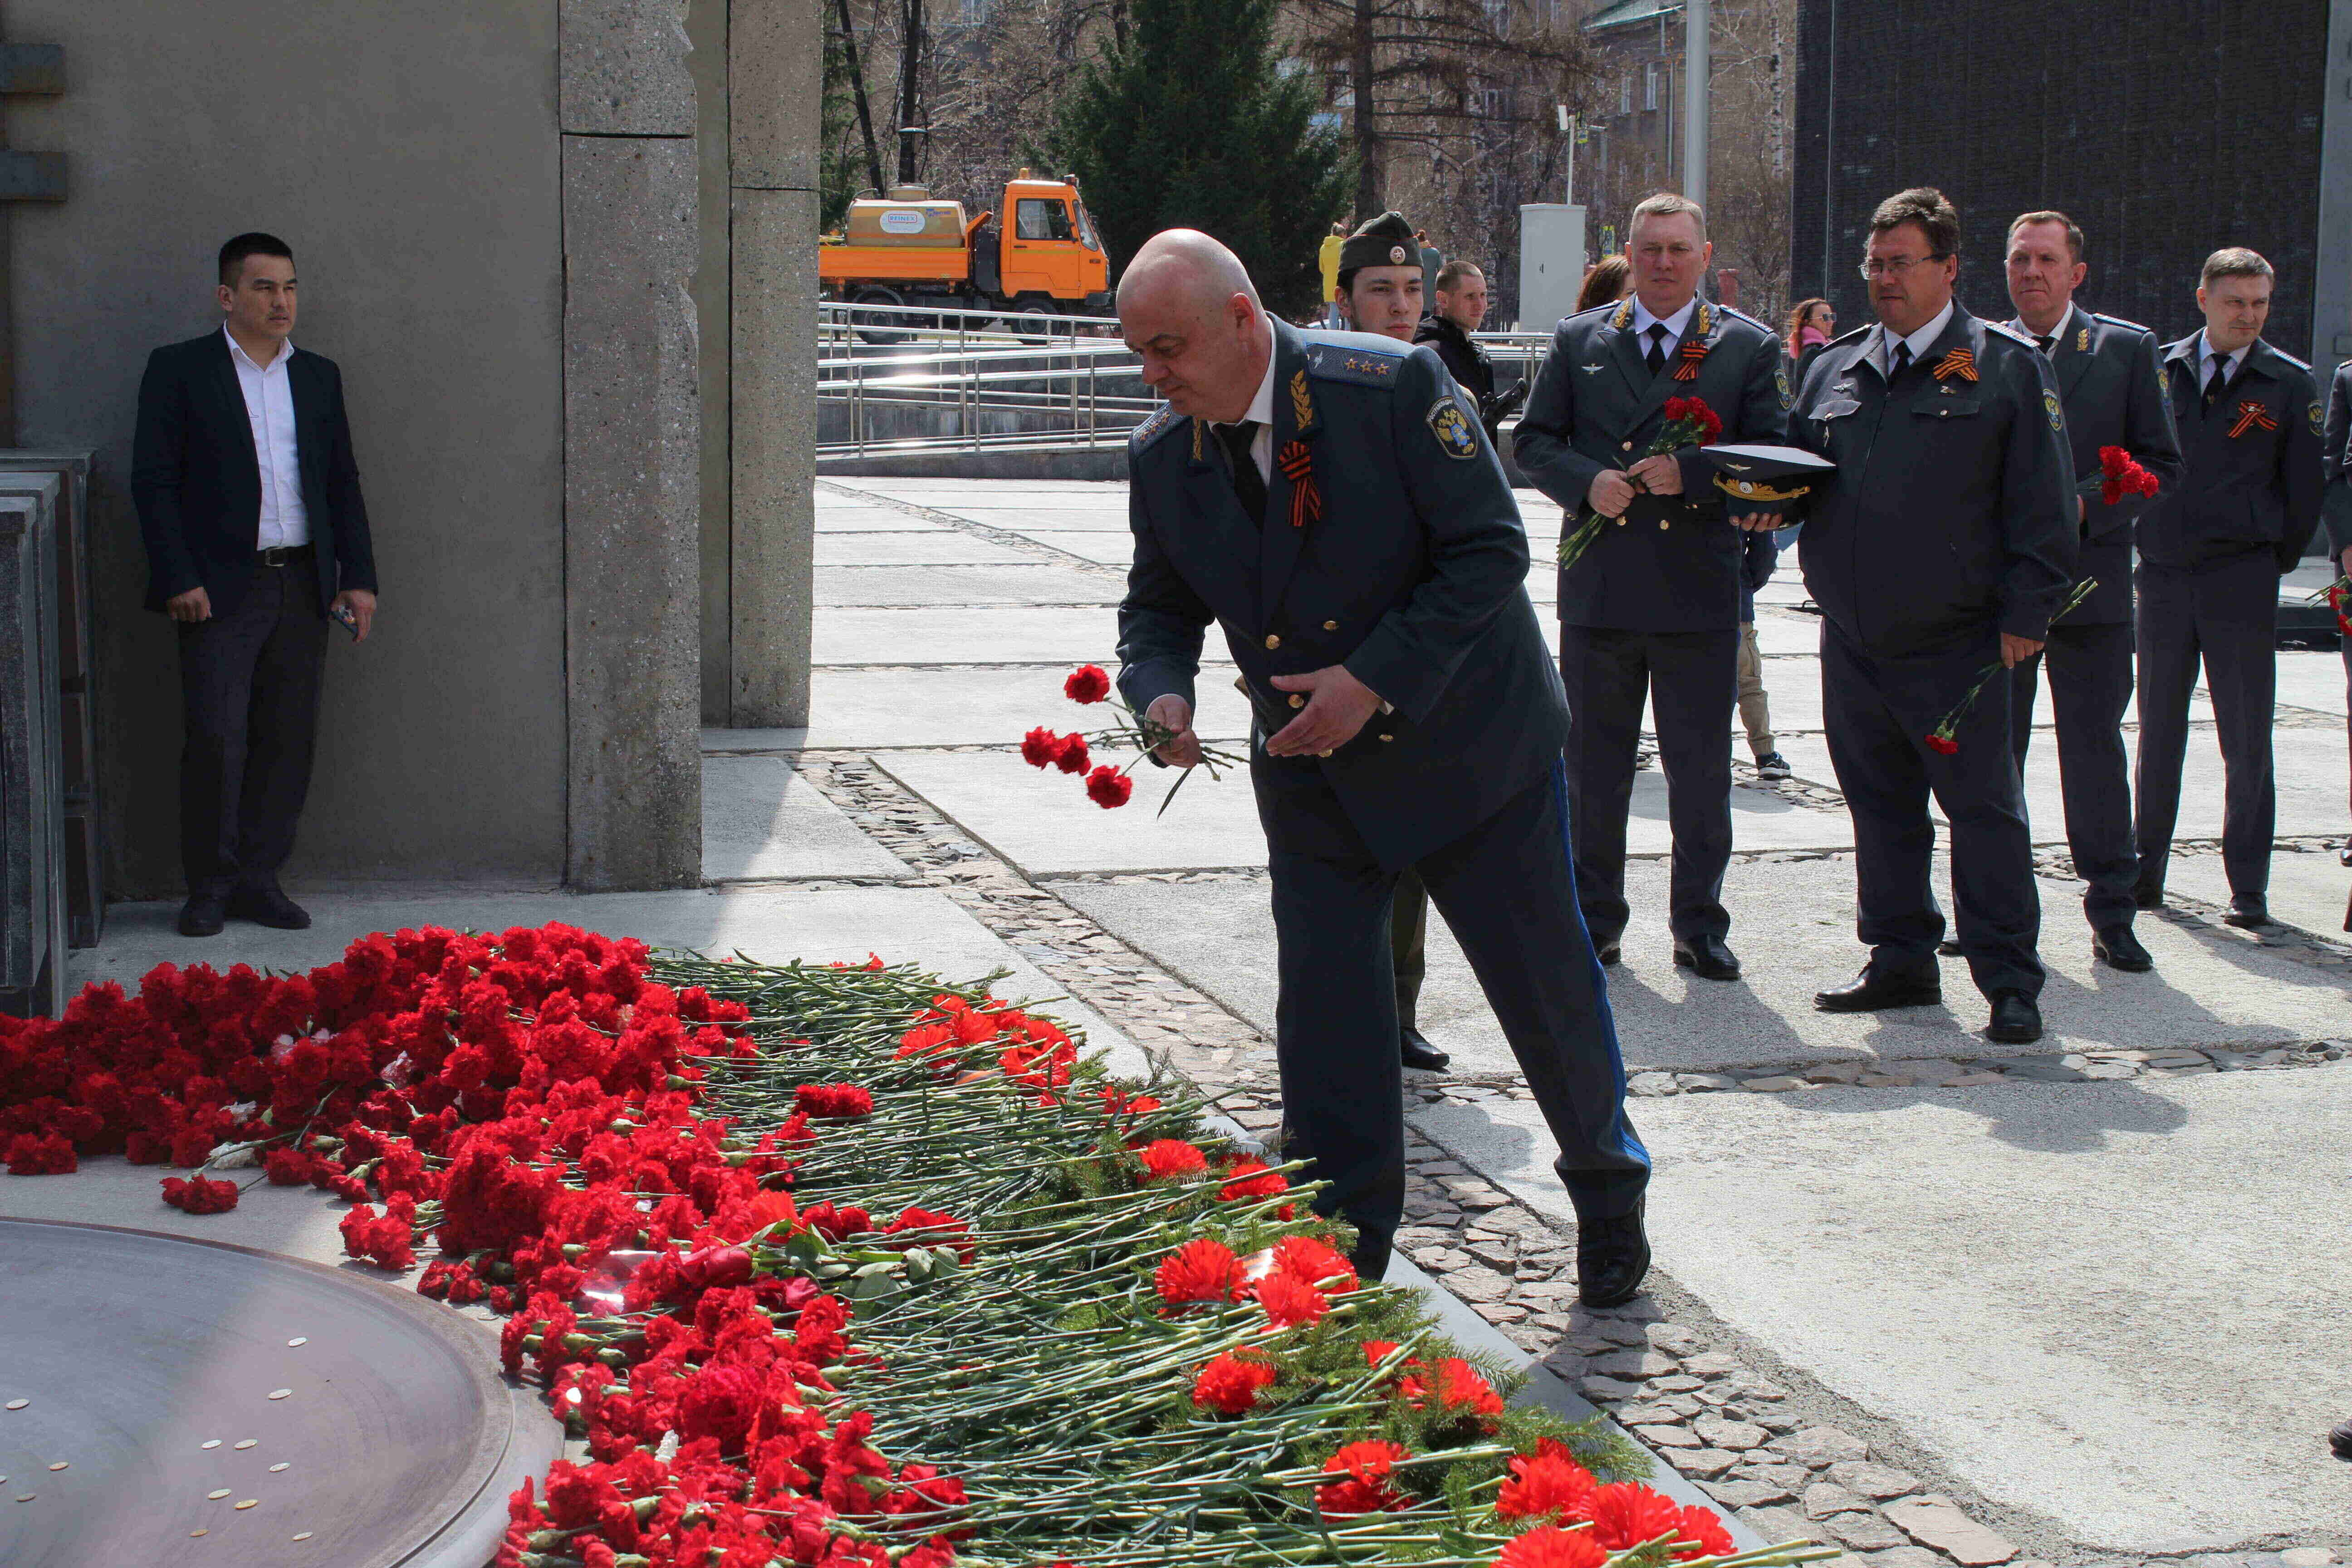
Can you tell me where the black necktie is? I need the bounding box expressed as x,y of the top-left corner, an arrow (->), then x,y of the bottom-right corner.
1646,323 -> 1670,377
2035,334 -> 2054,356
2205,358 -> 2230,410
1891,342 -> 1912,377
1217,420 -> 1265,524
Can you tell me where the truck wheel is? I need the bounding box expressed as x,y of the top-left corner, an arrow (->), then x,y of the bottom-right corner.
1010,296 -> 1062,346
850,286 -> 910,346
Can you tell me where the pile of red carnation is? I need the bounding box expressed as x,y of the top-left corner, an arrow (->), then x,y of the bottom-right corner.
2097,444 -> 2161,507
1020,663 -> 1138,808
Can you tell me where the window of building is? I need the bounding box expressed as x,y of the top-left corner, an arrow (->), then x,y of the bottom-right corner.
1643,61 -> 1659,110
1619,71 -> 1632,113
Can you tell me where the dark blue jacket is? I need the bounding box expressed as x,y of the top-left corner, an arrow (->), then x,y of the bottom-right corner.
2319,358 -> 2352,559
2143,334 -> 2323,572
2001,304 -> 2182,624
1116,320 -> 1563,871
131,330 -> 376,616
1787,303 -> 2077,657
1512,297 -> 1790,632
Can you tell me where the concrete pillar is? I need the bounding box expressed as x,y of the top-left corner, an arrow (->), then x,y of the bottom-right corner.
726,0 -> 820,728
561,0 -> 703,889
2313,0 -> 2352,376
688,0 -> 733,723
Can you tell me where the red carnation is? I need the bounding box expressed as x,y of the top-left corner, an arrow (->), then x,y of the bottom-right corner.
1671,1502 -> 1737,1560
2099,445 -> 2131,478
1191,1350 -> 1279,1415
1063,664 -> 1112,704
1496,1440 -> 1599,1523
1433,1356 -> 1504,1421
1218,1156 -> 1288,1202
1136,1138 -> 1209,1180
1924,731 -> 1960,755
161,1175 -> 240,1214
1053,732 -> 1092,775
1083,765 -> 1133,809
1267,1234 -> 1357,1293
794,1083 -> 875,1118
1020,726 -> 1062,768
1497,1527 -> 1610,1568
1317,1439 -> 1413,1517
1663,396 -> 1689,422
1254,1272 -> 1329,1328
1587,1481 -> 1690,1551
1154,1236 -> 1244,1311
5,1132 -> 77,1175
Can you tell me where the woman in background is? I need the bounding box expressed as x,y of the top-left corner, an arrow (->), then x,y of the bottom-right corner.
1785,297 -> 1835,361
1573,255 -> 1632,314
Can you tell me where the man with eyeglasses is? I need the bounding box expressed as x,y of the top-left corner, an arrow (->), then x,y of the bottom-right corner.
1761,186 -> 2076,1045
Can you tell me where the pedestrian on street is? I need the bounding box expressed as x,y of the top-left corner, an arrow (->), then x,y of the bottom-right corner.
1416,260 -> 1527,443
2135,249 -> 2323,927
2316,348 -> 2352,865
1112,228 -> 1652,1305
1737,528 -> 1793,781
1333,210 -> 1450,1074
1786,298 -> 1836,361
1995,211 -> 2183,972
132,232 -> 379,939
1513,191 -> 1791,981
1770,187 -> 2076,1044
1318,221 -> 1346,328
1575,256 -> 1632,315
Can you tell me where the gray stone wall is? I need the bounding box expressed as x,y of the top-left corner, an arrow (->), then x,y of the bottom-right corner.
9,0 -> 569,895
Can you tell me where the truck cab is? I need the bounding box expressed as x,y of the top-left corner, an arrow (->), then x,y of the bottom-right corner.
995,175 -> 1109,308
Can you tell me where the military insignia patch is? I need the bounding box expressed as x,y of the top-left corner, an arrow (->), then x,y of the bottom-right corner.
1290,368 -> 1315,434
2310,400 -> 2326,436
2076,326 -> 2089,353
1775,363 -> 1793,410
2043,389 -> 2064,433
1426,395 -> 1479,460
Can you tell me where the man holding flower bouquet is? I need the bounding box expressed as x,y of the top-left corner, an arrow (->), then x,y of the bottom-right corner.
1513,192 -> 1790,981
1996,211 -> 2184,972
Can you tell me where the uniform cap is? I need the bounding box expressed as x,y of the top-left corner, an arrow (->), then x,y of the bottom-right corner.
1701,443 -> 1837,519
1339,211 -> 1420,274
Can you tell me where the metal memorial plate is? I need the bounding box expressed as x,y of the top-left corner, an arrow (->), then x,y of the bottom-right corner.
0,1219 -> 561,1567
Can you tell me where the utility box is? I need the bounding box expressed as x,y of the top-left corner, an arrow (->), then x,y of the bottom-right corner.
1518,204 -> 1588,333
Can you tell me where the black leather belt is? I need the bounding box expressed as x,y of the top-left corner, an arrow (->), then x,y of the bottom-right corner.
256,544 -> 314,567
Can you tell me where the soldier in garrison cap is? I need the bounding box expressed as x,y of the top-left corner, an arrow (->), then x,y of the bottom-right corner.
1114,229 -> 1653,1306
1994,211 -> 2184,974
1514,191 -> 1790,984
2135,248 -> 2323,928
1770,187 -> 2077,1046
1332,210 -> 1450,1074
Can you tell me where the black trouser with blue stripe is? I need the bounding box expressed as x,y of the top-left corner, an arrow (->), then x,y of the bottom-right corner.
1258,755 -> 1649,1281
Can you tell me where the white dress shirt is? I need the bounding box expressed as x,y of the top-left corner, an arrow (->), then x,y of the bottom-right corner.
1874,299 -> 1955,374
2196,329 -> 2249,394
225,325 -> 309,549
1629,294 -> 1699,356
1217,325 -> 1279,483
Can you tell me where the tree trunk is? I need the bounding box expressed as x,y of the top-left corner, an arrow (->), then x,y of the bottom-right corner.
896,0 -> 925,185
1350,0 -> 1379,217
835,0 -> 887,195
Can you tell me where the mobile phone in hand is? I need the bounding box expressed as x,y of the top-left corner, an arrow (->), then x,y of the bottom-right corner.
330,603 -> 360,638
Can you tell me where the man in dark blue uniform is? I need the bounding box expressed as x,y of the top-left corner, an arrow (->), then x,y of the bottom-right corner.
2317,355 -> 2352,861
1113,229 -> 1651,1303
1514,192 -> 1789,980
1769,188 -> 2076,1044
2136,249 -> 2323,927
1997,211 -> 2183,972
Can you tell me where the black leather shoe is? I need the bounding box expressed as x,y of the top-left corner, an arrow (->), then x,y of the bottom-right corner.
1672,936 -> 1741,981
177,887 -> 230,937
1984,990 -> 2043,1044
229,882 -> 312,931
2222,894 -> 2270,929
2132,877 -> 2164,911
1576,1198 -> 1651,1308
1814,965 -> 1940,1013
1399,1027 -> 1450,1072
1936,938 -> 1963,957
1592,938 -> 1622,966
2092,924 -> 2153,972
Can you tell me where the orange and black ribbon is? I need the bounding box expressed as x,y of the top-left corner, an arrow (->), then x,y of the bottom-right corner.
1277,441 -> 1320,529
1932,348 -> 1978,382
2227,399 -> 2278,439
1672,338 -> 1709,381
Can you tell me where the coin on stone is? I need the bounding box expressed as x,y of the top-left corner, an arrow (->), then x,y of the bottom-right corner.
267,1389 -> 292,1400
235,1499 -> 259,1509
201,1439 -> 222,1449
269,1463 -> 290,1473
45,1463 -> 64,1472
292,1531 -> 314,1541
5,1399 -> 26,1410
208,1489 -> 232,1500
286,1338 -> 307,1347
234,1439 -> 257,1450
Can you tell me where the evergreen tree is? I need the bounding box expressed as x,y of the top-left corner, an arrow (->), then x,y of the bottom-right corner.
1042,0 -> 1352,319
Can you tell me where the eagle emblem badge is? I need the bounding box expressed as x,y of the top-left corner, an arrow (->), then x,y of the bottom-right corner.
1426,395 -> 1479,460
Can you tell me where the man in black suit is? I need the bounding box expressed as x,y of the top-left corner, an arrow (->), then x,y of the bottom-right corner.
1114,229 -> 1651,1304
1513,191 -> 1789,981
1998,211 -> 2183,971
131,232 -> 377,937
1774,187 -> 2076,1045
2136,249 -> 2321,926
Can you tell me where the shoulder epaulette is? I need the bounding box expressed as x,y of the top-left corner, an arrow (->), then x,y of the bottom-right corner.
1823,323 -> 1872,347
2265,344 -> 2313,372
1130,403 -> 1186,451
1717,305 -> 1775,335
1983,320 -> 2035,348
2091,312 -> 2151,334
1303,337 -> 1406,391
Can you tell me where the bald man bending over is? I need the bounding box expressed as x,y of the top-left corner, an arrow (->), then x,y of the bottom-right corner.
1113,230 -> 1652,1304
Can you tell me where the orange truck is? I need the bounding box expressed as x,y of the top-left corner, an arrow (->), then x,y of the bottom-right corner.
818,170 -> 1112,333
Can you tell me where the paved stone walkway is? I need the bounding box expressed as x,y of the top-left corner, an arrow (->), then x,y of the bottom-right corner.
762,476 -> 2352,1565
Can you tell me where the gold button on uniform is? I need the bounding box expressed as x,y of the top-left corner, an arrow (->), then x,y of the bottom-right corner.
1264,634 -> 1281,650
1288,694 -> 1305,708
1323,620 -> 1338,631
1622,441 -> 1634,451
1378,733 -> 1394,742
1318,749 -> 1333,757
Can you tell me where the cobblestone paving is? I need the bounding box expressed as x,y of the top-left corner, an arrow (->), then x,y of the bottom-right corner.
773,747 -> 2349,1568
